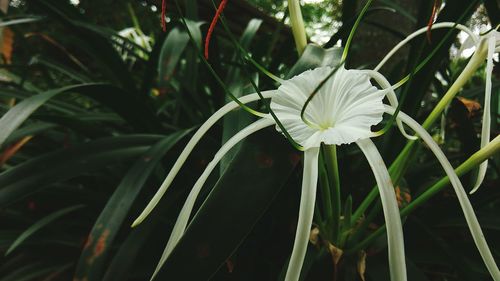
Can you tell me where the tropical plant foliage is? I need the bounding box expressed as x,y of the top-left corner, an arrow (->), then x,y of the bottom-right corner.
0,0 -> 498,281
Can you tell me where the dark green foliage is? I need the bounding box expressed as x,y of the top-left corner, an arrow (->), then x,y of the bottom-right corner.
0,0 -> 498,281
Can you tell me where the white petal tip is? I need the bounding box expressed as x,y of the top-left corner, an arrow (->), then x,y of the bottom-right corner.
470,163 -> 488,195
469,184 -> 481,195
131,217 -> 144,228
405,134 -> 419,141
397,121 -> 418,140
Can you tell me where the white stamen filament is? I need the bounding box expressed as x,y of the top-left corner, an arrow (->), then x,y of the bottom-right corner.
132,91 -> 275,227
356,138 -> 408,281
285,147 -> 320,281
385,105 -> 500,281
359,69 -> 418,140
150,118 -> 275,280
470,34 -> 495,194
375,22 -> 478,71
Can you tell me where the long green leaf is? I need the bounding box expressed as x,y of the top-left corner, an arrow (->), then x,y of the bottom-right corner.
32,0 -> 135,90
74,130 -> 189,281
0,135 -> 163,206
6,204 -> 85,255
0,83 -> 161,151
101,176 -> 188,281
153,129 -> 298,280
0,263 -> 71,281
286,44 -> 343,79
0,87 -> 87,114
29,55 -> 91,83
4,123 -> 57,145
158,28 -> 190,87
221,19 -> 263,173
0,84 -> 93,148
63,84 -> 162,132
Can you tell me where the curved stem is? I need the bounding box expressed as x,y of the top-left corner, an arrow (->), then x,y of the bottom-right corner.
349,134 -> 500,254
422,38 -> 488,129
214,1 -> 284,83
352,31 -> 490,224
341,0 -> 374,62
173,1 -> 267,117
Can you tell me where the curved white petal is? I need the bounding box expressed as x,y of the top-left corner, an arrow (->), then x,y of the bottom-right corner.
359,69 -> 418,140
470,33 -> 496,194
132,91 -> 275,227
385,106 -> 500,280
285,147 -> 320,281
150,118 -> 275,280
356,138 -> 407,281
375,22 -> 479,71
271,67 -> 385,149
457,34 -> 477,58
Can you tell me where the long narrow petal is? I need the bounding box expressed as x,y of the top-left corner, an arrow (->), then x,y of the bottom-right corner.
356,138 -> 407,281
132,90 -> 275,227
285,147 -> 320,281
150,118 -> 275,281
385,105 -> 500,280
470,34 -> 495,194
360,69 -> 417,140
375,22 -> 478,71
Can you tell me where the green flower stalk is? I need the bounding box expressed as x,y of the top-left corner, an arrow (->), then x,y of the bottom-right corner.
378,24 -> 498,194
354,23 -> 499,221
350,135 -> 500,264
287,0 -> 307,55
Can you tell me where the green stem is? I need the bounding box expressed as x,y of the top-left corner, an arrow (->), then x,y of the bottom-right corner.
319,149 -> 333,229
215,10 -> 283,83
351,33 -> 489,223
127,3 -> 141,30
323,145 -> 342,244
422,38 -> 488,129
341,0 -> 373,62
346,135 -> 500,254
287,0 -> 307,55
339,195 -> 352,247
351,141 -> 417,222
347,201 -> 379,248
173,1 -> 267,118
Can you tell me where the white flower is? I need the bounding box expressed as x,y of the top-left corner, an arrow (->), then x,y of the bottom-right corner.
271,66 -> 385,148
271,66 -> 406,281
131,28 -> 500,281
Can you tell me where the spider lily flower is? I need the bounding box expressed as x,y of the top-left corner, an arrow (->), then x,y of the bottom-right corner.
133,63 -> 499,280
270,66 -> 407,281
